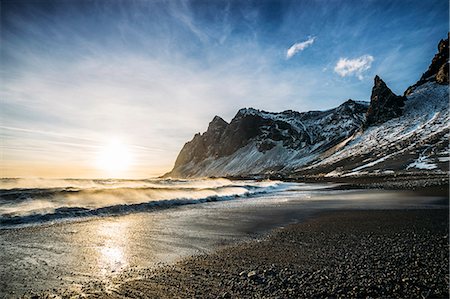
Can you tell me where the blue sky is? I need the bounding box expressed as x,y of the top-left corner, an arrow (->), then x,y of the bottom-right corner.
1,0 -> 448,178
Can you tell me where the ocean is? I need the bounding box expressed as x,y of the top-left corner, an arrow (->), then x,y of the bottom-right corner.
0,178 -> 319,228
0,178 -> 446,296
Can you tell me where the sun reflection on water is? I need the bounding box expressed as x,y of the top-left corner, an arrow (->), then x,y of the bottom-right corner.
95,220 -> 129,275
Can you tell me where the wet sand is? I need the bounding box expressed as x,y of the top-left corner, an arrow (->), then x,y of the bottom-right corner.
1,187 -> 448,298
95,209 -> 449,299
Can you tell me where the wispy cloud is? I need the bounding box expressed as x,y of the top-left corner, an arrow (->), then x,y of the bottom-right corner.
286,37 -> 316,59
2,0 -> 447,178
1,48 -> 326,177
334,55 -> 374,80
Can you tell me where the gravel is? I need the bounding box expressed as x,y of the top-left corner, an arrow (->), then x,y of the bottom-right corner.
30,209 -> 449,299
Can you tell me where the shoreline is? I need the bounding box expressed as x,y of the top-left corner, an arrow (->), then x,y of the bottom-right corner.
27,207 -> 449,298
225,172 -> 449,189
2,179 -> 447,298
4,174 -> 447,231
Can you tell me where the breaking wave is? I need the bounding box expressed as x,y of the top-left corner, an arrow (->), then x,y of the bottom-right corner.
0,178 -> 301,228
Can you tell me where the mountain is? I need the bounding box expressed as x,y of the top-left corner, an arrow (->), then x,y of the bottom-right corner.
166,36 -> 449,178
301,81 -> 448,177
364,76 -> 406,128
404,34 -> 449,95
168,100 -> 368,178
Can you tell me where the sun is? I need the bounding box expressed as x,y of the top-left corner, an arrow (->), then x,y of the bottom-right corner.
95,139 -> 133,176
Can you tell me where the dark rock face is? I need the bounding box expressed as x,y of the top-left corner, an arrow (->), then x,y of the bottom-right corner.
168,101 -> 368,177
404,34 -> 449,95
166,36 -> 449,178
365,76 -> 406,128
221,109 -> 312,154
173,116 -> 228,168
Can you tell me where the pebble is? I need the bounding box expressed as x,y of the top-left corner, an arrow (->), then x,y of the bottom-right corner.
21,209 -> 449,299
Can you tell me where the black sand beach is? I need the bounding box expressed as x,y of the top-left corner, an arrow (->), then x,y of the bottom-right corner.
8,182 -> 447,299
2,1 -> 448,298
29,208 -> 449,299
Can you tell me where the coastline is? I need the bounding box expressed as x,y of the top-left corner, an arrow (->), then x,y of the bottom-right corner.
2,3 -> 448,299
4,177 -> 447,298
225,172 -> 449,189
31,208 -> 449,298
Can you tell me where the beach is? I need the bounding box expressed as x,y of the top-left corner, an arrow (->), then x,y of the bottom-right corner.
92,209 -> 449,299
2,1 -> 449,298
1,180 -> 448,298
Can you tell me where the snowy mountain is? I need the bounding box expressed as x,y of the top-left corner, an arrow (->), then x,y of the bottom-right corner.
165,36 -> 449,178
302,81 -> 448,177
364,75 -> 406,128
167,100 -> 368,177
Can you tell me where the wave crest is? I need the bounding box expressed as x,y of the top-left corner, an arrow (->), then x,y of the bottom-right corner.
0,178 -> 292,228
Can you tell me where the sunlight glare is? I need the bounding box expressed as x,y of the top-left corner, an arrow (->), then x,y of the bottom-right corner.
96,221 -> 129,275
96,139 -> 133,175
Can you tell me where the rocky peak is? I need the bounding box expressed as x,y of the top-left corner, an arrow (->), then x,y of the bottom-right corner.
435,37 -> 449,84
338,99 -> 366,112
207,116 -> 228,132
171,116 -> 228,169
374,75 -> 387,88
167,100 -> 368,177
343,99 -> 356,104
404,34 -> 449,95
365,76 -> 406,128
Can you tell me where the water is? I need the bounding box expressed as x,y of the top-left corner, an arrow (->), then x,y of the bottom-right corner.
0,178 -> 446,297
0,178 -> 322,228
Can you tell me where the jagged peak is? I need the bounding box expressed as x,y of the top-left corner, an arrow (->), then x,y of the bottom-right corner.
336,99 -> 357,110
404,34 -> 449,95
374,75 -> 387,87
210,115 -> 227,125
371,75 -> 399,96
333,99 -> 369,115
438,36 -> 448,52
340,99 -> 366,107
365,75 -> 405,128
207,115 -> 228,132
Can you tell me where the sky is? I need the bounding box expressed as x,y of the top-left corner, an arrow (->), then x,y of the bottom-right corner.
1,0 -> 448,179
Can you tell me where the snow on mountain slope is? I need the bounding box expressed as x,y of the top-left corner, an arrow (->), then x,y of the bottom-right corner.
166,100 -> 368,178
166,36 -> 448,179
304,82 -> 449,176
167,81 -> 448,179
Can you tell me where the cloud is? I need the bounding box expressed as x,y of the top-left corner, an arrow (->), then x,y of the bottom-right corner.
334,55 -> 374,80
286,37 -> 316,59
2,48 -> 326,178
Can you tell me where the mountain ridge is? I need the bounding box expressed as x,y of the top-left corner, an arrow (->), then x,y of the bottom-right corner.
165,35 -> 449,179
167,99 -> 369,177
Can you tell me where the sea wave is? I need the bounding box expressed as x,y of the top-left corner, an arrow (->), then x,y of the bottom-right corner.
0,193 -> 240,227
0,178 -> 298,228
